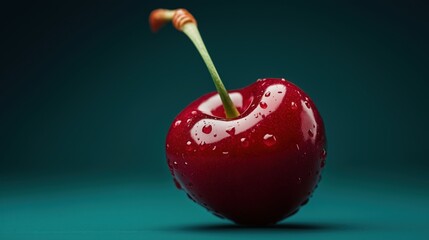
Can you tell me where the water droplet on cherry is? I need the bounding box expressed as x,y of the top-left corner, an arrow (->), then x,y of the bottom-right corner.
174,120 -> 181,127
202,124 -> 212,134
240,138 -> 249,147
222,151 -> 229,155
291,102 -> 298,110
226,126 -> 235,135
320,148 -> 327,160
264,91 -> 271,97
305,101 -> 311,108
308,129 -> 314,137
173,161 -> 178,169
259,101 -> 267,109
263,134 -> 277,147
186,141 -> 193,151
191,110 -> 197,115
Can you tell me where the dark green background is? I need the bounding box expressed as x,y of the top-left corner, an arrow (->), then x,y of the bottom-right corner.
1,1 -> 428,239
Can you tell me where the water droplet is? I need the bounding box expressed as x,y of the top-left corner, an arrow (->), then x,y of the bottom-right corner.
191,110 -> 197,115
186,119 -> 192,124
226,126 -> 235,135
174,120 -> 182,127
320,148 -> 327,160
202,125 -> 212,134
264,91 -> 271,97
259,101 -> 268,109
263,134 -> 277,147
301,198 -> 309,206
291,102 -> 298,110
186,141 -> 193,151
184,161 -> 188,166
254,113 -> 259,118
308,129 -> 314,137
222,151 -> 229,155
212,146 -> 217,151
166,144 -> 170,149
296,144 -> 300,150
321,159 -> 326,168
187,193 -> 196,202
173,161 -> 178,168
173,178 -> 182,189
240,138 -> 249,147
213,212 -> 225,219
281,78 -> 286,82
305,101 -> 311,108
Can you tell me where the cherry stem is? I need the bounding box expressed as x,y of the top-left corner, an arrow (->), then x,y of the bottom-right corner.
150,9 -> 240,118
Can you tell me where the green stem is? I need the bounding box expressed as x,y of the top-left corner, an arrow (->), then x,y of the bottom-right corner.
182,24 -> 240,118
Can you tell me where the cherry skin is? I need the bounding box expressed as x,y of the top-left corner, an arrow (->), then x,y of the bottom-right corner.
166,78 -> 327,225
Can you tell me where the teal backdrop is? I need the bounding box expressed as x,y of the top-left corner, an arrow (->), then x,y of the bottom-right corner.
1,1 -> 428,239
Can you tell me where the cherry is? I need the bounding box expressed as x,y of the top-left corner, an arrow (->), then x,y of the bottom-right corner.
150,8 -> 327,225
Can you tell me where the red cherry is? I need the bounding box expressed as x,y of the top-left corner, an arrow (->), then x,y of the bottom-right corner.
166,78 -> 326,225
150,9 -> 327,225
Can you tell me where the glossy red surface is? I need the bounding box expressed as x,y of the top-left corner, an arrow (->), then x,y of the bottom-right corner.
166,78 -> 327,225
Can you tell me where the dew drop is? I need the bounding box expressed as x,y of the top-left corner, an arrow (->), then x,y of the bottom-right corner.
301,198 -> 309,206
186,141 -> 193,151
291,102 -> 298,110
264,91 -> 271,97
184,161 -> 188,166
240,137 -> 249,147
222,151 -> 229,155
186,119 -> 192,124
305,101 -> 311,109
226,126 -> 235,135
296,144 -> 300,151
263,134 -> 277,147
202,125 -> 212,134
187,193 -> 196,202
254,113 -> 259,118
173,178 -> 182,189
173,161 -> 179,169
259,101 -> 268,109
191,110 -> 197,115
308,129 -> 314,137
166,144 -> 170,149
174,120 -> 182,127
320,148 -> 327,160
212,146 -> 217,151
